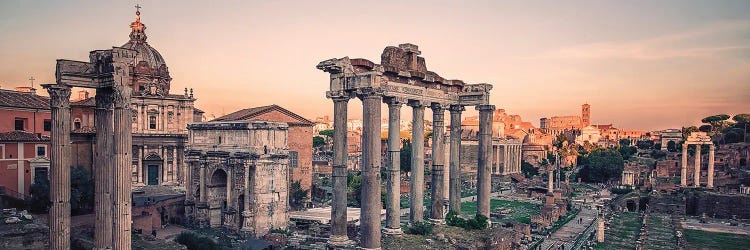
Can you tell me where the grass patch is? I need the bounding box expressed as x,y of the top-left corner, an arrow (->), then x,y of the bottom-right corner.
460,199 -> 540,224
684,229 -> 750,249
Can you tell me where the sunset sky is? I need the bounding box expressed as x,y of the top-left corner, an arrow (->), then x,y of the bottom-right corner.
1,0 -> 748,131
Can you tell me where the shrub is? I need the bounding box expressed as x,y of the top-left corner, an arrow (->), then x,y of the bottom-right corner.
445,211 -> 489,230
174,231 -> 219,250
269,228 -> 292,236
405,221 -> 433,235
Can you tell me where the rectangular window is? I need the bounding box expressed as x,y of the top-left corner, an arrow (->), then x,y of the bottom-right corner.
34,167 -> 49,183
36,146 -> 46,157
14,118 -> 25,131
289,151 -> 298,168
149,116 -> 157,129
43,120 -> 52,132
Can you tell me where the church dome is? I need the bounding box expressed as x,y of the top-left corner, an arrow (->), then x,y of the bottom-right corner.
121,9 -> 167,69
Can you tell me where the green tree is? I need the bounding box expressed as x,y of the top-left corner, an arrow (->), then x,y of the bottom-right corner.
289,180 -> 309,211
70,166 -> 94,215
521,160 -> 539,178
313,136 -> 325,148
347,173 -> 362,207
27,175 -> 50,213
618,139 -> 631,147
636,140 -> 654,150
682,126 -> 699,139
400,139 -> 412,173
701,114 -> 731,134
578,148 -> 624,183
319,129 -> 334,138
667,141 -> 678,152
618,145 -> 637,160
732,114 -> 750,124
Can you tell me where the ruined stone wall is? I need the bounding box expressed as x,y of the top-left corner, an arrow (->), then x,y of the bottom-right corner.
685,191 -> 750,219
460,143 -> 479,173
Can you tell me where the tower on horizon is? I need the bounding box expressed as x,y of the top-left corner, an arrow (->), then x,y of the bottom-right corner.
582,103 -> 591,127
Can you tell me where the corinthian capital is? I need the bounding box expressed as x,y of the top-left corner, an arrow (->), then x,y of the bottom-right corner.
355,87 -> 383,100
95,87 -> 114,110
45,84 -> 71,109
112,85 -> 133,109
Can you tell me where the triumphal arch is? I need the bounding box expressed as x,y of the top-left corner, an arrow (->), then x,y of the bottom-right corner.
317,43 -> 496,249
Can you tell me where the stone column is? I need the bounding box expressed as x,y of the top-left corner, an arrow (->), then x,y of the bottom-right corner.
596,215 -> 605,243
358,89 -> 382,249
327,92 -> 351,247
47,84 -> 71,250
448,105 -> 463,214
681,143 -> 688,187
708,144 -> 715,188
242,161 -> 252,232
694,145 -> 701,187
548,169 -> 554,193
112,85 -> 133,249
384,97 -> 403,234
94,87 -> 113,250
430,103 -> 446,223
476,105 -> 495,218
199,161 -> 207,203
185,160 -> 194,202
172,148 -> 178,183
162,146 -> 167,184
226,167 -> 233,201
137,146 -> 143,185
409,100 -> 426,223
143,145 -> 149,184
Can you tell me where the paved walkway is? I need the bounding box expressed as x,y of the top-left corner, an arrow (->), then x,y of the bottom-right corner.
540,208 -> 597,250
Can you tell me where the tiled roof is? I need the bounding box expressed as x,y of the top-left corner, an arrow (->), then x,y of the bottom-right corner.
71,97 -> 95,107
0,89 -> 49,110
0,131 -> 49,142
194,107 -> 204,114
213,104 -> 314,126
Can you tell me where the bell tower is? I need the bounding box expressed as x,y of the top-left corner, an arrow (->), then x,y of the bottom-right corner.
581,103 -> 591,127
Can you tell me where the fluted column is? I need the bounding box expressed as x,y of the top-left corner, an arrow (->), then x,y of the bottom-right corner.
46,84 -> 71,250
242,161 -> 252,232
694,145 -> 701,187
409,101 -> 426,223
137,146 -> 143,185
112,85 -> 133,249
172,148 -> 178,183
94,87 -> 113,250
185,160 -> 194,203
199,161 -> 207,203
327,92 -> 351,246
162,146 -> 167,184
476,105 -> 495,218
708,144 -> 715,188
430,103 -> 446,223
548,169 -> 554,193
448,105 -> 463,214
358,88 -> 382,249
384,97 -> 403,234
681,144 -> 688,187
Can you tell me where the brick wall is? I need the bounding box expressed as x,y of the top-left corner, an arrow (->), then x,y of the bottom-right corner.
248,111 -> 313,192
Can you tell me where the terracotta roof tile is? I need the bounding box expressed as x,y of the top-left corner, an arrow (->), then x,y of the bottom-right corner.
0,131 -> 49,142
0,89 -> 49,110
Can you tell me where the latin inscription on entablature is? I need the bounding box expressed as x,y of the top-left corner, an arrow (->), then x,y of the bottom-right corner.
382,81 -> 458,103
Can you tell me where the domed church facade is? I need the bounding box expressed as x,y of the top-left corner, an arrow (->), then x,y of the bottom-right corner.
69,9 -> 204,187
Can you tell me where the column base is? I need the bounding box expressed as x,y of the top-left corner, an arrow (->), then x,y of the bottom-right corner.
382,227 -> 402,235
134,182 -> 146,187
327,235 -> 354,249
428,218 -> 445,225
